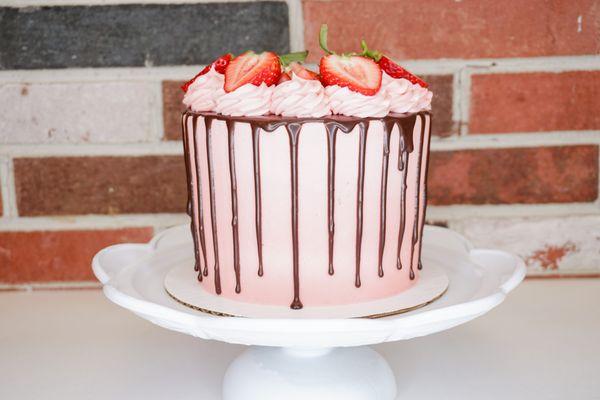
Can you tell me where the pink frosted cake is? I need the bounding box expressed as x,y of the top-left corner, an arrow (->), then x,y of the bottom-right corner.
180,26 -> 432,309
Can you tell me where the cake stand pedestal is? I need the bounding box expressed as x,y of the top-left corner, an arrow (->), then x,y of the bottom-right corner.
92,225 -> 525,400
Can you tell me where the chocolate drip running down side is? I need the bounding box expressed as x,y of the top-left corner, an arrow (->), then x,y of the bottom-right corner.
184,111 -> 430,309
203,117 -> 222,294
408,115 -> 427,281
354,122 -> 368,288
182,114 -> 209,281
251,126 -> 264,277
325,124 -> 337,276
225,120 -> 242,294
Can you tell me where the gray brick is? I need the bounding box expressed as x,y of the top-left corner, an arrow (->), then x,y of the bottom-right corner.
0,2 -> 290,69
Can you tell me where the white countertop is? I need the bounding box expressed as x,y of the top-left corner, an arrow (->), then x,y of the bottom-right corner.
1,279 -> 599,400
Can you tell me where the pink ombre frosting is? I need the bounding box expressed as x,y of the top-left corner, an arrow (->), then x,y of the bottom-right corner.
214,83 -> 273,116
270,73 -> 331,117
182,67 -> 225,112
382,72 -> 433,113
184,114 -> 431,307
325,85 -> 390,117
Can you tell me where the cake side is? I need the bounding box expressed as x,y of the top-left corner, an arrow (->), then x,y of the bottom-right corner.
183,111 -> 431,308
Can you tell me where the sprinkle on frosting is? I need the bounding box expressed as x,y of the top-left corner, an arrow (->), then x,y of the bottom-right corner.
270,73 -> 331,117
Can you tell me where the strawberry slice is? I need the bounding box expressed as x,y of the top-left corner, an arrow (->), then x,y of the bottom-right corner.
378,56 -> 428,88
319,55 -> 381,95
224,51 -> 281,92
317,24 -> 381,96
289,62 -> 319,80
180,53 -> 232,92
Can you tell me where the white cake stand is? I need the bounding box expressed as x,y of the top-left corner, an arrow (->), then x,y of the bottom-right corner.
92,225 -> 525,400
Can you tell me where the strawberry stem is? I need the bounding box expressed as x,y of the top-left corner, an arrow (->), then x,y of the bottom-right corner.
279,51 -> 308,67
319,24 -> 334,54
360,39 -> 382,62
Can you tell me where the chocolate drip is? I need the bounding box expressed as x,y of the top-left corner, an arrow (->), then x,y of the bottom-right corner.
377,121 -> 393,277
204,117 -> 222,294
325,124 -> 338,275
286,123 -> 303,309
182,114 -> 210,281
416,115 -> 430,271
183,111 -> 429,309
181,114 -> 201,280
354,122 -> 368,288
251,126 -> 264,277
191,115 -> 210,279
417,115 -> 431,270
408,115 -> 426,281
226,120 -> 242,293
396,150 -> 408,269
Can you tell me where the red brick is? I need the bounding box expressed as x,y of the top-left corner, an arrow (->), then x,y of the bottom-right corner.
422,74 -> 455,137
303,0 -> 599,60
14,156 -> 187,216
163,80 -> 186,140
0,228 -> 153,283
428,145 -> 598,205
470,71 -> 600,133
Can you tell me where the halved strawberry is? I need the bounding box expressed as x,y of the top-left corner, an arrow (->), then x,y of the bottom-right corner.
317,24 -> 381,95
378,56 -> 428,88
319,55 -> 381,95
224,51 -> 281,92
180,53 -> 232,92
289,62 -> 319,80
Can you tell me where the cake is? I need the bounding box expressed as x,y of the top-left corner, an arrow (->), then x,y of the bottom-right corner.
180,26 -> 432,310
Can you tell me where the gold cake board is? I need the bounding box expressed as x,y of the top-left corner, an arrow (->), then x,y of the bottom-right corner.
164,262 -> 448,319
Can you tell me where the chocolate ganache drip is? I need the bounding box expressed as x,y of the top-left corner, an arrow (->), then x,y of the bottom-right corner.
183,111 -> 431,309
204,116 -> 222,294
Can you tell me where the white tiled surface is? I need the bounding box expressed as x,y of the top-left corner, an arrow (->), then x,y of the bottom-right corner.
0,280 -> 599,399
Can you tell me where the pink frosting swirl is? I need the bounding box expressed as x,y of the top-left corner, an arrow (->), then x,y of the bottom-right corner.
182,67 -> 225,112
215,83 -> 274,116
325,85 -> 390,117
270,73 -> 331,117
382,72 -> 432,113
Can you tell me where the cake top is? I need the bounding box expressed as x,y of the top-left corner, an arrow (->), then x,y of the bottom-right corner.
181,25 -> 432,118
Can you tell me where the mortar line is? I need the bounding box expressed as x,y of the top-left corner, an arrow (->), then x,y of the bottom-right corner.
0,142 -> 184,157
0,213 -> 189,231
286,0 -> 305,52
430,130 -> 600,151
1,0 -> 263,7
1,55 -> 598,83
0,157 -> 12,217
427,202 -> 600,221
5,158 -> 18,217
153,80 -> 165,141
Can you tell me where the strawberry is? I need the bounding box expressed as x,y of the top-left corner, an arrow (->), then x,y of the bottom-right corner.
320,55 -> 381,95
278,72 -> 292,83
224,51 -> 281,92
378,56 -> 428,88
180,53 -> 232,93
289,62 -> 319,80
357,38 -> 429,88
317,25 -> 382,96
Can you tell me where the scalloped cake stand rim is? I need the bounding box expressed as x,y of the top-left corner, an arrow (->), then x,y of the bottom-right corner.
92,224 -> 526,348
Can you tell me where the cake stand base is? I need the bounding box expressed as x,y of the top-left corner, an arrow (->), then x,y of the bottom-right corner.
223,346 -> 396,400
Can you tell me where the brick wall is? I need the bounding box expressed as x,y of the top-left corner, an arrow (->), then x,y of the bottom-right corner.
1,0 -> 599,288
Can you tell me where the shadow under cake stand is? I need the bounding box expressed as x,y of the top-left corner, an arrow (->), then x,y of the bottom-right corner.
92,225 -> 525,400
